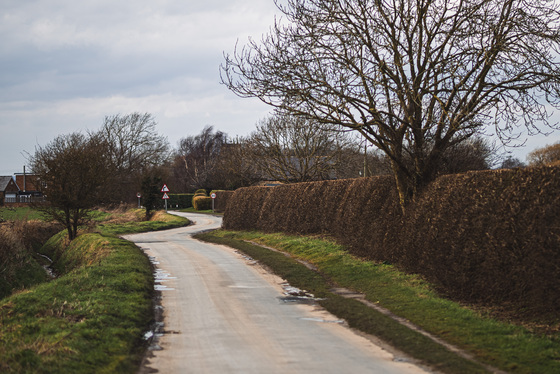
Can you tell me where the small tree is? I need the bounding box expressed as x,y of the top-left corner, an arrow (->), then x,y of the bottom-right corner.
500,155 -> 526,169
29,132 -> 111,240
141,174 -> 163,220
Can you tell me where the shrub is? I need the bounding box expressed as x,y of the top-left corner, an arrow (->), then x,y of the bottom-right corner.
194,189 -> 207,196
193,195 -> 212,211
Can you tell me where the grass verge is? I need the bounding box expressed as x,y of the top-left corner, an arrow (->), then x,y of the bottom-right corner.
0,211 -> 189,373
196,230 -> 560,374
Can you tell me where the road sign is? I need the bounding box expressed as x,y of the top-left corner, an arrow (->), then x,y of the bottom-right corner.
161,184 -> 170,192
162,192 -> 170,199
211,193 -> 216,199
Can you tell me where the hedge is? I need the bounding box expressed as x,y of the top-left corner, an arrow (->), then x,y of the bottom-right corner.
213,190 -> 235,213
193,195 -> 212,211
222,166 -> 560,318
167,194 -> 194,209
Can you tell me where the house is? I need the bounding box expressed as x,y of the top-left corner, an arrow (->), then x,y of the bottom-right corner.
14,173 -> 43,202
0,176 -> 20,206
14,173 -> 41,193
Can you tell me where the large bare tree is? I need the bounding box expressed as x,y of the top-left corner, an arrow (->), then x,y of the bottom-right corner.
222,0 -> 560,207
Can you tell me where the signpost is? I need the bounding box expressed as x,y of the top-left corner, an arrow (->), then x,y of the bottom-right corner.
161,185 -> 170,212
211,192 -> 216,212
136,192 -> 142,208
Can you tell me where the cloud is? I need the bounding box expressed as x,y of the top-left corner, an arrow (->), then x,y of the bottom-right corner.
0,0 -> 278,175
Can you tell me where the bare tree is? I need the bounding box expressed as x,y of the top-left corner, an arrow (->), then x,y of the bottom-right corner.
527,142 -> 560,166
210,139 -> 262,189
29,133 -> 111,240
222,0 -> 560,207
439,136 -> 501,174
246,114 -> 351,182
96,113 -> 170,203
173,126 -> 227,191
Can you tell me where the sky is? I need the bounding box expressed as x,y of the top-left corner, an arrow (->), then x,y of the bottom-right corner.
1,0 -> 560,176
0,0 -> 278,176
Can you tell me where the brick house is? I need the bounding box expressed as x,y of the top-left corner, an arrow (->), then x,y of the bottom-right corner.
0,176 -> 20,206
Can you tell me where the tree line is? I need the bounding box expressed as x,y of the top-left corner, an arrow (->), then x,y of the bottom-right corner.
30,108 -> 544,240
29,108 -> 560,240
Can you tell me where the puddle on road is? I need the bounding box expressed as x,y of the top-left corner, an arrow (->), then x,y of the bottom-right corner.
278,282 -> 324,305
149,256 -> 176,291
298,317 -> 344,324
142,255 -> 176,353
154,268 -> 176,291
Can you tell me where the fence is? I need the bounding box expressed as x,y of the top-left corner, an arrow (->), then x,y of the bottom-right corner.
3,195 -> 45,205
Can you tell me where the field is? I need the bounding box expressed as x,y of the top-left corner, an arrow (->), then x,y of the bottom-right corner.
0,207 -> 46,221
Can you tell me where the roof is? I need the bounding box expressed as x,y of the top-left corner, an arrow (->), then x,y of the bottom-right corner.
0,176 -> 17,192
14,174 -> 39,192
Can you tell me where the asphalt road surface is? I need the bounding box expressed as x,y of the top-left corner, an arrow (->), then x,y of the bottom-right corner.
123,212 -> 429,374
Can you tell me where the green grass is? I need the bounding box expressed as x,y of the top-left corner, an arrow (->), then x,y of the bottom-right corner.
0,207 -> 47,221
0,211 -> 190,373
196,230 -> 560,374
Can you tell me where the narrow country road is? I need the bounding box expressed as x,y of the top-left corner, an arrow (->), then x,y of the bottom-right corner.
123,212 -> 429,374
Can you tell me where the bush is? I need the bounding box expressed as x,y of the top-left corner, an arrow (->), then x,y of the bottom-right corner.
193,195 -> 212,211
194,189 -> 207,196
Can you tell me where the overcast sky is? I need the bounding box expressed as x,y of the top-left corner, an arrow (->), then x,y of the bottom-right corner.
1,0 -> 559,176
0,0 -> 279,176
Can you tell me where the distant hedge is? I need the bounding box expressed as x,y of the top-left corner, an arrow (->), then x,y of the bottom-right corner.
167,194 -> 194,209
193,196 -> 212,211
223,167 -> 560,317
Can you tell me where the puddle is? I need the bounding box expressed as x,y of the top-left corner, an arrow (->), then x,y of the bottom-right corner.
147,255 -> 176,291
142,253 -> 172,354
278,282 -> 324,304
154,268 -> 176,291
299,317 -> 344,324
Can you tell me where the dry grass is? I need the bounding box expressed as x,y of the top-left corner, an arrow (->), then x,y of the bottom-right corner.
149,210 -> 176,222
0,222 -> 26,271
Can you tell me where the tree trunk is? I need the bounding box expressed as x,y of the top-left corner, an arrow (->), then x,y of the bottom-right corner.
391,162 -> 414,213
391,157 -> 440,213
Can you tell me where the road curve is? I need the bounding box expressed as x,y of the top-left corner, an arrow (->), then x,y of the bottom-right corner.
123,212 -> 429,374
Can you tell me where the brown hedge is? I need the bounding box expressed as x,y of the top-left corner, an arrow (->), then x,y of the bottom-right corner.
214,190 -> 235,213
223,167 -> 560,317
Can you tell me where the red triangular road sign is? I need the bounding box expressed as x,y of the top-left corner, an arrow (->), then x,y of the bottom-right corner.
161,184 -> 170,192
162,192 -> 170,199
